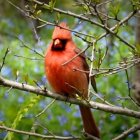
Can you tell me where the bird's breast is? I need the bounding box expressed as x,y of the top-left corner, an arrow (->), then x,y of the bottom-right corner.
45,51 -> 88,97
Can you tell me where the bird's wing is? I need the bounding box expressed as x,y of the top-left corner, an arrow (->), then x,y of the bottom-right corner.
74,48 -> 97,92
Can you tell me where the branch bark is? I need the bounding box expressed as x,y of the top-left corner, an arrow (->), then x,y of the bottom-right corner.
112,123 -> 140,140
29,0 -> 136,50
0,125 -> 79,140
0,75 -> 140,119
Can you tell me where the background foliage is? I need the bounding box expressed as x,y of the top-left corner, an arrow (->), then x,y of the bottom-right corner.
0,0 -> 140,139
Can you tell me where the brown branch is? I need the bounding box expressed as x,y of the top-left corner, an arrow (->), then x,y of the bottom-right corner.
0,29 -> 44,58
112,123 -> 140,140
14,54 -> 43,61
19,38 -> 44,58
98,10 -> 137,41
62,44 -> 91,66
0,125 -> 79,140
8,0 -> 136,50
37,20 -> 96,40
29,0 -> 136,50
84,132 -> 100,140
29,0 -> 104,28
8,0 -> 96,40
0,75 -> 140,119
92,58 -> 140,77
0,47 -> 9,72
35,99 -> 56,118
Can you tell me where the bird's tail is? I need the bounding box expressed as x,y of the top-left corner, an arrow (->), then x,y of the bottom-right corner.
79,105 -> 100,138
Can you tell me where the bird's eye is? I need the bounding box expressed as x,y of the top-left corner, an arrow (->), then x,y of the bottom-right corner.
61,39 -> 67,45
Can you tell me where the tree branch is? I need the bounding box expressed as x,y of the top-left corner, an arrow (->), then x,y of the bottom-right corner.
8,0 -> 137,50
0,75 -> 140,119
0,125 -> 79,140
98,10 -> 137,41
29,0 -> 136,50
0,47 -> 9,72
112,123 -> 140,140
29,0 -> 104,28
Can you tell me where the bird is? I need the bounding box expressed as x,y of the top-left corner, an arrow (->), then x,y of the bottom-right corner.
45,22 -> 100,138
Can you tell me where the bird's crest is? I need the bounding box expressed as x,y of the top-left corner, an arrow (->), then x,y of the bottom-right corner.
52,22 -> 72,40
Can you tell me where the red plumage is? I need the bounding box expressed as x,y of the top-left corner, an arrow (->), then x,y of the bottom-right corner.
45,22 -> 100,138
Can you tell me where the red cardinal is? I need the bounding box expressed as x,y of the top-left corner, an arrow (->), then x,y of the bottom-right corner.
45,22 -> 100,138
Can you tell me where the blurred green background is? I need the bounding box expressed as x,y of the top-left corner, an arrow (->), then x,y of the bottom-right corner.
0,0 -> 139,139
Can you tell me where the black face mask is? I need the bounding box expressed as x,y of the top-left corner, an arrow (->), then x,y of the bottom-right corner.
52,39 -> 67,51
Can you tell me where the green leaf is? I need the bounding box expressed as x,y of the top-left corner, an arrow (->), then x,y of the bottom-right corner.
55,12 -> 61,23
91,0 -> 100,3
49,0 -> 56,12
83,4 -> 89,13
36,10 -> 42,16
4,96 -> 41,140
110,1 -> 120,17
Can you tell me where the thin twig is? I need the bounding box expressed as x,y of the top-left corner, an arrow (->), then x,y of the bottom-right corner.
88,41 -> 96,97
0,29 -> 44,58
30,0 -> 136,50
9,0 -> 137,50
62,45 -> 91,66
14,55 -> 43,61
34,121 -> 55,136
125,69 -> 140,107
112,123 -> 140,140
0,47 -> 9,72
92,58 -> 140,77
31,20 -> 40,43
19,39 -> 44,58
29,0 -> 104,28
35,99 -> 56,118
90,91 -> 114,106
98,10 -> 137,42
0,125 -> 79,140
84,132 -> 100,140
8,0 -> 96,40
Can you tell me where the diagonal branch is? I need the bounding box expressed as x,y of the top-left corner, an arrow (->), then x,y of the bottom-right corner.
112,123 -> 140,140
28,0 -> 104,28
0,47 -> 9,72
98,10 -> 137,41
8,0 -> 136,50
29,0 -> 136,50
0,75 -> 140,119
